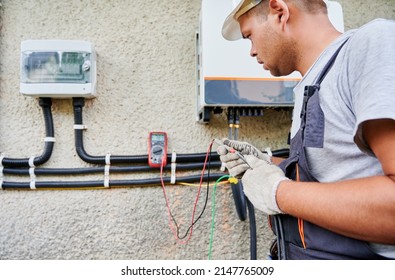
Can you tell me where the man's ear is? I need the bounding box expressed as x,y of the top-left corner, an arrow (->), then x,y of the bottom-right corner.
269,0 -> 290,30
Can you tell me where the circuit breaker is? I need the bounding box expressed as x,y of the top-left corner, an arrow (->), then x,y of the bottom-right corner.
20,40 -> 96,98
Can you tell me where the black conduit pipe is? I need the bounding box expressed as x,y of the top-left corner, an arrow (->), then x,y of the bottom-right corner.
3,161 -> 223,176
4,148 -> 286,194
231,182 -> 247,221
1,98 -> 55,168
73,98 -> 220,165
1,172 -> 225,189
2,149 -> 287,176
246,197 -> 257,260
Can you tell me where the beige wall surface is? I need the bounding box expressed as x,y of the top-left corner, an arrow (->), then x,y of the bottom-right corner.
0,0 -> 394,260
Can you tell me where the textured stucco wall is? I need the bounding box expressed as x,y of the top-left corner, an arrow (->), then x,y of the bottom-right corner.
0,0 -> 394,260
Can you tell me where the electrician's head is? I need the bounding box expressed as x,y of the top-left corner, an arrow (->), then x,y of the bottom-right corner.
222,0 -> 332,76
222,0 -> 328,41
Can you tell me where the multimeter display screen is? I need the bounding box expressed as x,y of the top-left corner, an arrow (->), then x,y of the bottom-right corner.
152,134 -> 165,142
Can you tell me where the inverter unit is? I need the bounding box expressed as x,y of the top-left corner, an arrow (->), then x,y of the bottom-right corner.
196,0 -> 344,123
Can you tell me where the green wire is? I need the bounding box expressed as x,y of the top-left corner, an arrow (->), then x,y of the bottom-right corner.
208,174 -> 231,260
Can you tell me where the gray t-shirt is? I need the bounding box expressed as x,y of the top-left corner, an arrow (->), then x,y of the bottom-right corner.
291,19 -> 395,258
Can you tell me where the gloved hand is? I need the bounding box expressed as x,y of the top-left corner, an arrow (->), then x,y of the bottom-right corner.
241,155 -> 288,215
219,138 -> 269,159
217,138 -> 271,177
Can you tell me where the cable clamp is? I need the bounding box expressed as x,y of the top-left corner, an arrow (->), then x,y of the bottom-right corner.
105,153 -> 111,165
28,156 -> 35,168
104,153 -> 111,188
104,166 -> 110,188
30,181 -> 36,190
171,150 -> 176,184
73,124 -> 88,130
29,156 -> 36,190
29,170 -> 36,190
171,163 -> 176,184
29,168 -> 36,190
43,137 -> 56,143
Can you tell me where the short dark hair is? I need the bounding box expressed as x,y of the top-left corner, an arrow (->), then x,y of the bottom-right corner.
293,0 -> 328,14
247,0 -> 327,20
246,0 -> 269,21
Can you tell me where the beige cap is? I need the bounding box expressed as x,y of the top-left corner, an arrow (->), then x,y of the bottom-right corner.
222,1 -> 332,41
222,0 -> 263,41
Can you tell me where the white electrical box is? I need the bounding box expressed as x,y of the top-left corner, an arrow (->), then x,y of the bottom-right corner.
20,40 -> 96,98
196,0 -> 344,123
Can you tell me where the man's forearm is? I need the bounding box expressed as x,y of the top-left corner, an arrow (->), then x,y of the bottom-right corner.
276,175 -> 395,244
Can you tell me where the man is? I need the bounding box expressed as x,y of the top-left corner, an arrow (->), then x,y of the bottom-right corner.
218,0 -> 395,259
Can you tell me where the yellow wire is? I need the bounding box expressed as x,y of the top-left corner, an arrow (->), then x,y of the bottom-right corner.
178,181 -> 230,188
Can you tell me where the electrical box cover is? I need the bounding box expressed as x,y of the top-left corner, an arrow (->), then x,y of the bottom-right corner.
196,0 -> 344,123
20,40 -> 96,98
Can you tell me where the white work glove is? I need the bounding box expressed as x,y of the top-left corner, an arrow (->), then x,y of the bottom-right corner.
217,139 -> 271,177
241,155 -> 288,215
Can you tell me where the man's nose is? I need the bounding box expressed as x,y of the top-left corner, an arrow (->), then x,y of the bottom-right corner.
250,46 -> 257,57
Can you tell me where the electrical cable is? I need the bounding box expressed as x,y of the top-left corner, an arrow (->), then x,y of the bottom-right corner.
159,140 -> 215,244
3,149 -> 288,177
174,144 -> 212,240
234,108 -> 240,140
73,98 -> 220,165
227,107 -> 247,222
2,149 -> 287,177
1,98 -> 55,168
228,108 -> 234,140
230,181 -> 247,221
208,174 -> 233,260
272,215 -> 287,260
178,181 -> 228,188
2,161 -> 223,176
246,196 -> 257,260
0,172 -> 225,190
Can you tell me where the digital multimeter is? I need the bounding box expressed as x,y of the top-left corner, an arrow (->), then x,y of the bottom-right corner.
148,132 -> 168,168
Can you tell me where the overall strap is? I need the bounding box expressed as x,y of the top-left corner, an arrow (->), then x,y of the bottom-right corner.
314,38 -> 349,86
300,38 -> 350,132
295,38 -> 351,251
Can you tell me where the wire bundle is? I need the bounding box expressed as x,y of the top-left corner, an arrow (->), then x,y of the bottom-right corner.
159,140 -> 216,244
